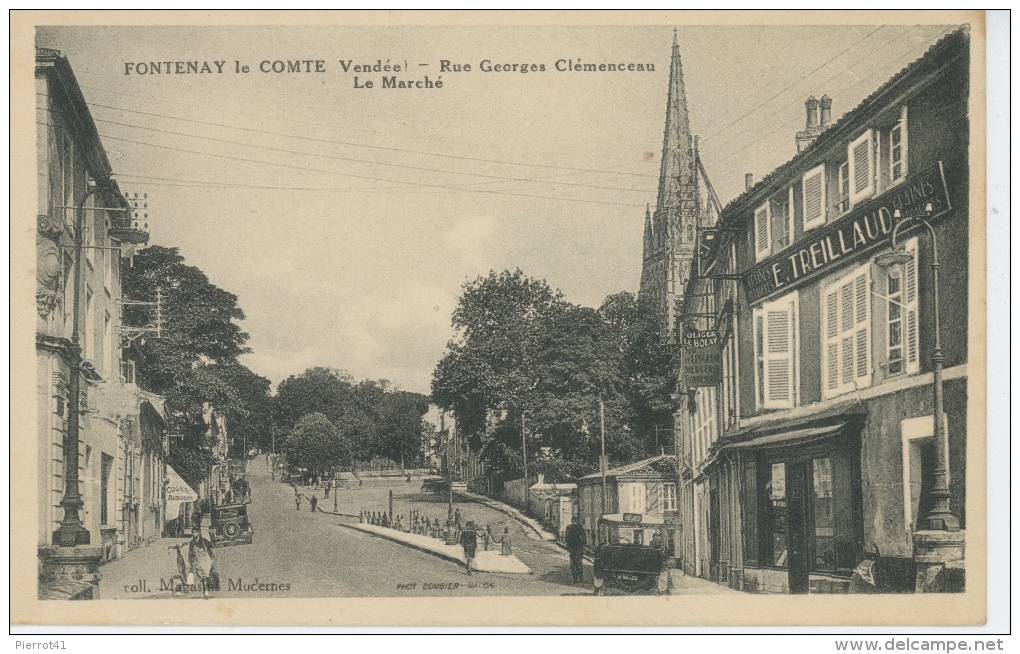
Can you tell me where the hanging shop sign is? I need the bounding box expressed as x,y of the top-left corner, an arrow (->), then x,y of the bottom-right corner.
682,329 -> 723,387
742,163 -> 951,305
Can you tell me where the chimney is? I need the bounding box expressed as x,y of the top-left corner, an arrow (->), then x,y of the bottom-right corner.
819,94 -> 832,127
805,95 -> 819,129
745,173 -> 754,190
796,95 -> 826,153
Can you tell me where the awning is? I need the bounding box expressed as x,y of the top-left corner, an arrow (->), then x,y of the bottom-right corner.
718,423 -> 845,452
164,466 -> 198,521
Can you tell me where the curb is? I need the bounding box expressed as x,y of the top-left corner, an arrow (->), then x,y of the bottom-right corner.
336,522 -> 466,569
453,491 -> 555,542
335,522 -> 531,574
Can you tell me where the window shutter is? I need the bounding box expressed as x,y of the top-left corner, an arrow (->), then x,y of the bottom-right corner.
802,165 -> 826,230
854,273 -> 871,384
848,130 -> 875,205
904,239 -> 919,373
762,294 -> 797,409
754,203 -> 771,261
823,265 -> 872,398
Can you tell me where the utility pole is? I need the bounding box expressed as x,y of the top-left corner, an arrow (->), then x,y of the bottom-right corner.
599,398 -> 608,516
521,412 -> 529,509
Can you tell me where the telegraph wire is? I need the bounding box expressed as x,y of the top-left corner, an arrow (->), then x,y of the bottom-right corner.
79,99 -> 658,180
77,78 -> 653,174
699,25 -> 886,144
91,131 -> 648,209
704,26 -> 956,172
705,25 -> 931,156
85,113 -> 654,194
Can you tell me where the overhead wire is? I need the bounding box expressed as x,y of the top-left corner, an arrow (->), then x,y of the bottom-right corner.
704,26 -> 956,173
699,25 -> 886,144
89,130 -> 648,209
77,77 -> 653,174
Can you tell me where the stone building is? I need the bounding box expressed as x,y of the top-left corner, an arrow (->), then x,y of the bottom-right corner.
675,29 -> 970,593
36,48 -> 162,597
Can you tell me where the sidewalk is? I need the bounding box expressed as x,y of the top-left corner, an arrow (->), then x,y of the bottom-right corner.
453,489 -> 556,542
338,522 -> 531,574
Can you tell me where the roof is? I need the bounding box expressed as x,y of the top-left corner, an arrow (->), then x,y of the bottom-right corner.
719,27 -> 969,222
580,454 -> 677,481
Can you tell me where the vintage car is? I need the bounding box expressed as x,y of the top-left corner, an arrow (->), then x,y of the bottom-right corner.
420,477 -> 447,494
208,502 -> 254,547
592,513 -> 669,595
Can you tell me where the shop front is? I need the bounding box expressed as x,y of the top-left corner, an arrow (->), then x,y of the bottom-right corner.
718,418 -> 865,594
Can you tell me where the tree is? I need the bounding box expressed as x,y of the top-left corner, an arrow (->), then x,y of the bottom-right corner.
431,274 -> 679,484
121,246 -> 268,487
431,269 -> 564,447
273,367 -> 428,466
285,413 -> 347,476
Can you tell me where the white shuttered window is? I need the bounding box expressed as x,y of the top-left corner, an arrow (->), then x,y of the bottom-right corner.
823,263 -> 872,398
802,164 -> 826,230
848,129 -> 876,205
754,202 -> 771,262
754,292 -> 799,410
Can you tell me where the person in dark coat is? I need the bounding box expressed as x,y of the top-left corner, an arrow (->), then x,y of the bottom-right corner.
564,516 -> 587,583
310,495 -> 318,512
460,521 -> 478,575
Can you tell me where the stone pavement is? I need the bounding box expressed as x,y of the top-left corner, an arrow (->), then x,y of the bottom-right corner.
340,522 -> 531,574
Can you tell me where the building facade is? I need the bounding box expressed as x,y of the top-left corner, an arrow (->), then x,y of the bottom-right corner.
36,48 -> 161,578
676,29 -> 970,593
576,455 -> 680,559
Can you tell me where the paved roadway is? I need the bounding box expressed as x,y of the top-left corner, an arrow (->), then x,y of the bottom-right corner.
101,457 -> 588,599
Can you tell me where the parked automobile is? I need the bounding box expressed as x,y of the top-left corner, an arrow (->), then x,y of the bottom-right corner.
592,513 -> 669,595
208,502 -> 254,548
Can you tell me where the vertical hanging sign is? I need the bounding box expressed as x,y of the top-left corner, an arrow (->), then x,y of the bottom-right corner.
682,329 -> 723,386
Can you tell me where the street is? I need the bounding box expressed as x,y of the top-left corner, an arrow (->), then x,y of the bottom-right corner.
100,458 -> 592,598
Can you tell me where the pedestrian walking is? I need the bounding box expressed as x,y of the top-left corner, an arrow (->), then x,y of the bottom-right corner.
460,521 -> 478,575
295,492 -> 303,511
324,481 -> 330,499
187,527 -> 217,599
501,527 -> 512,556
565,516 -> 586,583
310,495 -> 318,512
454,508 -> 461,527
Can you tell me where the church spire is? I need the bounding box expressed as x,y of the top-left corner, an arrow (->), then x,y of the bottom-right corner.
642,203 -> 653,260
639,30 -> 702,344
655,28 -> 697,215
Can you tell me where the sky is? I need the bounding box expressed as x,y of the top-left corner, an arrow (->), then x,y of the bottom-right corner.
36,22 -> 957,394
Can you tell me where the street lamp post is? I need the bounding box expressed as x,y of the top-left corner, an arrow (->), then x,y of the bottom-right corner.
52,184 -> 105,548
877,204 -> 959,532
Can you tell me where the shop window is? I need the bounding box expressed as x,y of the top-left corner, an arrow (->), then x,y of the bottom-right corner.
848,129 -> 876,206
802,164 -> 826,231
822,263 -> 871,399
767,463 -> 788,567
811,457 -> 835,570
753,291 -> 799,410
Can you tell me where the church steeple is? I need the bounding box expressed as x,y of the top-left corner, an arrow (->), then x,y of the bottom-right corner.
655,29 -> 697,217
642,203 -> 654,260
638,30 -> 702,344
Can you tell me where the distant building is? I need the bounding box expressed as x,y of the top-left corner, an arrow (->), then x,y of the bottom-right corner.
576,454 -> 679,559
676,29 -> 970,593
36,48 -> 163,572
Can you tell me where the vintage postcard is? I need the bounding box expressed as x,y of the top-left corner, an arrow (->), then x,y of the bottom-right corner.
10,10 -> 988,627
